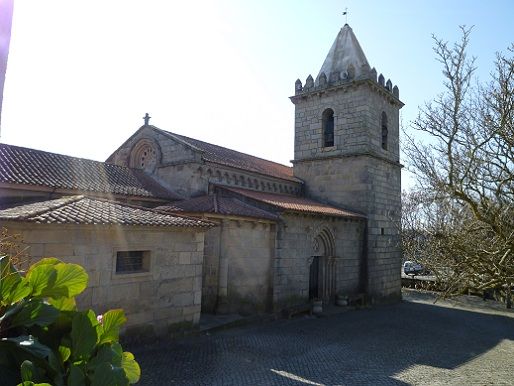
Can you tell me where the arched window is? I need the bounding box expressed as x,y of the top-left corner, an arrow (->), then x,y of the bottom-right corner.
381,112 -> 388,150
322,108 -> 335,147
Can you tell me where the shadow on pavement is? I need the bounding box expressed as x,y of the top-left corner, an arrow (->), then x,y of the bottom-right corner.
131,299 -> 514,385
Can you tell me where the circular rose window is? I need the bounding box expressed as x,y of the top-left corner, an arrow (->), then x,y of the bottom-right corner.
138,146 -> 156,171
130,140 -> 159,173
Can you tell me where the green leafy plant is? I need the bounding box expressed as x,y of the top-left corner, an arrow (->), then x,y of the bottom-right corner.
0,253 -> 140,385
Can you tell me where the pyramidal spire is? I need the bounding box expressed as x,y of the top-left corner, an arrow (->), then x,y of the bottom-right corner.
316,24 -> 370,85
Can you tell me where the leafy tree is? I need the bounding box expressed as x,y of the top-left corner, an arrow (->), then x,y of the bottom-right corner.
404,27 -> 514,307
0,231 -> 140,385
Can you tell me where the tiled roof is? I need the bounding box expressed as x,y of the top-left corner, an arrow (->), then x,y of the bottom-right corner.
0,143 -> 179,200
223,187 -> 365,219
156,195 -> 279,221
154,127 -> 299,183
0,196 -> 213,227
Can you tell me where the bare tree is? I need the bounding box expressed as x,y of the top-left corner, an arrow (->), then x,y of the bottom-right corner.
404,27 -> 514,307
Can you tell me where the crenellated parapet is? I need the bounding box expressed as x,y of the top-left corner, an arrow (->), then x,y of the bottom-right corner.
293,65 -> 400,101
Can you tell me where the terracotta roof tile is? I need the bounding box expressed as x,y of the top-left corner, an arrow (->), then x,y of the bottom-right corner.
0,143 -> 179,200
156,195 -> 279,221
223,187 -> 365,219
0,196 -> 213,227
154,128 -> 299,182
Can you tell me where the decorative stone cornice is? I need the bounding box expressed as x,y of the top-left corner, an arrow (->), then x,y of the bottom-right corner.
290,78 -> 403,108
291,151 -> 404,168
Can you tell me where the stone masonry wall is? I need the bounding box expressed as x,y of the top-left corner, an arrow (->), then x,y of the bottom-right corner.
294,85 -> 371,161
110,127 -> 199,168
293,82 -> 400,163
295,156 -> 370,212
294,156 -> 402,302
273,214 -> 364,309
366,89 -> 401,162
292,80 -> 403,303
220,219 -> 275,314
157,162 -> 302,199
110,126 -> 302,199
201,225 -> 221,313
4,222 -> 205,336
198,218 -> 275,315
365,157 -> 402,301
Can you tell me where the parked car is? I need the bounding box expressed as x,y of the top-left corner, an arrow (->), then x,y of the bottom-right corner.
403,260 -> 424,276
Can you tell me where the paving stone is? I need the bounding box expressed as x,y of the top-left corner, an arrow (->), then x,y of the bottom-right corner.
130,293 -> 514,385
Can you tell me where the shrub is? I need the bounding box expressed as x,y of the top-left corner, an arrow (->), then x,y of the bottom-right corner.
0,254 -> 140,385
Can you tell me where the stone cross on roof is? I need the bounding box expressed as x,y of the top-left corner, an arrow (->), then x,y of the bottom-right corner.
143,113 -> 151,126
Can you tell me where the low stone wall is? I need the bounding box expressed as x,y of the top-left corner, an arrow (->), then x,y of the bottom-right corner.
4,222 -> 205,337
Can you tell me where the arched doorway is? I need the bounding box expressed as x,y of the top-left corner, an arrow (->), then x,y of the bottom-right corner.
309,228 -> 336,301
309,256 -> 320,299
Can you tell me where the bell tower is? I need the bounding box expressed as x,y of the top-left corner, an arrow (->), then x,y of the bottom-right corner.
291,24 -> 404,302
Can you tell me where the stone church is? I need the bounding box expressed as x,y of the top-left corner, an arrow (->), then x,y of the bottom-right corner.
0,24 -> 402,333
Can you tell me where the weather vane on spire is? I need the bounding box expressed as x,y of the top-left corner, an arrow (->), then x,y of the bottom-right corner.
343,7 -> 348,24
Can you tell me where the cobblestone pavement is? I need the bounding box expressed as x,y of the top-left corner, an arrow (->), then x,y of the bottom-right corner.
130,292 -> 514,385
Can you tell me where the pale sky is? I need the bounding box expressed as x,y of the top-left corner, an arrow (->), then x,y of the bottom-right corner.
1,1 -> 513,190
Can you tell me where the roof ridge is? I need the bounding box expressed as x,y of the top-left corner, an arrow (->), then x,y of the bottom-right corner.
152,128 -> 207,155
153,127 -> 293,169
14,195 -> 84,220
116,197 -> 217,226
221,186 -> 366,218
154,194 -> 279,221
0,142 -> 143,174
0,195 -> 215,227
221,185 -> 296,198
0,142 -> 181,200
0,142 -> 104,165
81,194 -> 186,215
228,196 -> 278,217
